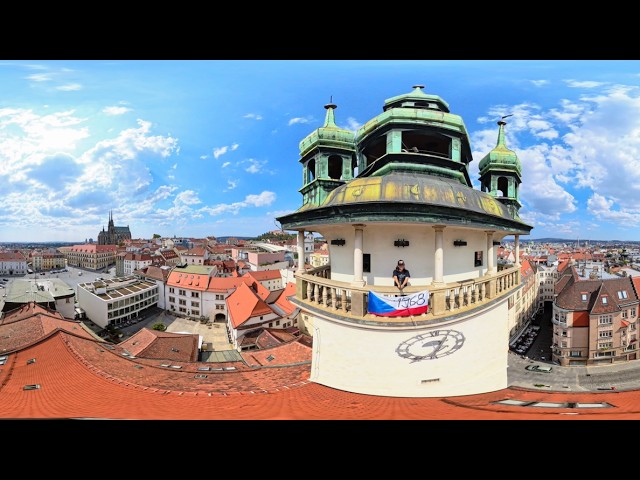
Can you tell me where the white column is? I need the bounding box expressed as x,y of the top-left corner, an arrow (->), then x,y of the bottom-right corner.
486,230 -> 495,275
296,231 -> 305,273
433,225 -> 445,284
352,224 -> 365,286
515,234 -> 521,267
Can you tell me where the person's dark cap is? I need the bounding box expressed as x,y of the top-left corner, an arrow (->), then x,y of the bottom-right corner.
398,260 -> 404,265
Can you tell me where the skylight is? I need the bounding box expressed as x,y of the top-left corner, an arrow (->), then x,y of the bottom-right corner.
581,293 -> 588,301
602,297 -> 608,304
618,291 -> 629,299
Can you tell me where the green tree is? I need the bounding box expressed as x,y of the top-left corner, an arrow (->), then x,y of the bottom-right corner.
151,322 -> 167,331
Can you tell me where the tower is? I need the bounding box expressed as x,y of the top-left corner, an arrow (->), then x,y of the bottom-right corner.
478,117 -> 523,220
297,100 -> 356,209
276,85 -> 533,398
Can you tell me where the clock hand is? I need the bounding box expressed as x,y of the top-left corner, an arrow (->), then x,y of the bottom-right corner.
429,337 -> 447,358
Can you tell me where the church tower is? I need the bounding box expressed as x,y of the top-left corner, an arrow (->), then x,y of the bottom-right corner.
297,101 -> 356,209
478,117 -> 523,220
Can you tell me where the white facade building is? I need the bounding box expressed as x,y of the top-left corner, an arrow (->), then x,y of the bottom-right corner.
76,275 -> 159,328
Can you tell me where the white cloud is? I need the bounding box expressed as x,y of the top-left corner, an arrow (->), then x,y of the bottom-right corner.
200,155 -> 208,160
213,143 -> 239,159
288,117 -> 311,126
530,80 -> 549,87
175,190 -> 202,205
342,117 -> 362,131
26,73 -> 53,82
221,162 -> 230,168
224,179 -> 238,191
103,106 -> 132,116
564,80 -> 606,88
200,191 -> 276,216
56,83 -> 82,91
245,158 -> 266,174
587,193 -> 640,225
244,113 -> 263,120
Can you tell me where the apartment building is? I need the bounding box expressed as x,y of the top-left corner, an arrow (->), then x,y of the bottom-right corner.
0,251 -> 28,276
64,244 -> 118,271
552,268 -> 640,365
30,251 -> 66,271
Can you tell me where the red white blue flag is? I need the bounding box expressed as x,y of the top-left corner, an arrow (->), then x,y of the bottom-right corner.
367,290 -> 430,317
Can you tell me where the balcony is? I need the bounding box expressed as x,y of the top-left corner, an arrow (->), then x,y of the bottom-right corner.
293,264 -> 520,323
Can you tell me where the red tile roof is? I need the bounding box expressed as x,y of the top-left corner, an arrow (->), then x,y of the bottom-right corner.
227,282 -> 273,329
4,330 -> 640,419
244,270 -> 282,281
0,302 -> 96,352
117,328 -> 199,362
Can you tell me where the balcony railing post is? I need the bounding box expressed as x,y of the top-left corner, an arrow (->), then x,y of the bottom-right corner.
431,289 -> 447,315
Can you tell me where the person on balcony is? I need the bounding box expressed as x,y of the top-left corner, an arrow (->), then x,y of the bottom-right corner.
393,260 -> 410,290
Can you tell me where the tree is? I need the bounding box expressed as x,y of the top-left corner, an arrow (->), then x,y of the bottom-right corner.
153,233 -> 161,239
151,322 -> 167,331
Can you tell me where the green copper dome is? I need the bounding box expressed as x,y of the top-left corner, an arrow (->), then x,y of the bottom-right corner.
383,84 -> 450,113
478,120 -> 522,176
299,102 -> 355,157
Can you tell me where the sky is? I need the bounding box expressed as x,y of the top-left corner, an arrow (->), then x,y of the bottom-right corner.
1,59 -> 640,243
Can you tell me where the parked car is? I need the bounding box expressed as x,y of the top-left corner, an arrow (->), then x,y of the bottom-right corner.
525,364 -> 552,373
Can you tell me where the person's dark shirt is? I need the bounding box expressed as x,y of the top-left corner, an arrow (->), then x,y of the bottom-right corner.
393,267 -> 410,286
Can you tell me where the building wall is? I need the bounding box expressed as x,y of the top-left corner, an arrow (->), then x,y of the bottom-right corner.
0,259 -> 28,275
319,224 -> 497,286
54,296 -> 76,319
77,286 -> 108,327
308,299 -> 509,397
77,282 -> 158,328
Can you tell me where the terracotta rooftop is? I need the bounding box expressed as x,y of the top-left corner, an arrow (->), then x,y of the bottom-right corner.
4,330 -> 640,419
117,328 -> 200,362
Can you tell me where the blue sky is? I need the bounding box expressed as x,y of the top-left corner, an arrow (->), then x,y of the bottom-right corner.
1,59 -> 640,242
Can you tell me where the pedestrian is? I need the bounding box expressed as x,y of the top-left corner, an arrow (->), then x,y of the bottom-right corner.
393,260 -> 410,290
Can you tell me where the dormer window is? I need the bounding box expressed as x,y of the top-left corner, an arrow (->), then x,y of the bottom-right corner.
581,293 -> 588,301
618,290 -> 629,299
602,297 -> 608,305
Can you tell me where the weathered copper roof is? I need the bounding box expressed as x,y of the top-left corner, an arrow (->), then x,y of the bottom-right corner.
284,171 -> 531,233
298,103 -> 355,157
478,120 -> 521,176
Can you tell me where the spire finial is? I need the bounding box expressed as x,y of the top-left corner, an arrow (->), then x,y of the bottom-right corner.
496,114 -> 512,147
323,98 -> 338,127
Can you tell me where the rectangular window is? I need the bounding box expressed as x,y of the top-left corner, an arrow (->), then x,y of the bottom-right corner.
569,351 -> 581,357
623,310 -> 628,319
599,330 -> 613,338
168,296 -> 175,303
169,287 -> 175,293
191,292 -> 199,298
618,290 -> 628,299
561,331 -> 567,337
179,289 -> 186,296
191,301 -> 199,308
216,294 -> 224,300
602,296 -> 608,305
581,293 -> 588,301
561,341 -> 567,348
179,299 -> 186,306
632,309 -> 637,318
599,315 -> 613,325
598,342 -> 613,349
595,350 -> 614,357
215,305 -> 224,310
179,307 -> 186,313
474,251 -> 483,267
363,253 -> 371,273
276,320 -> 280,326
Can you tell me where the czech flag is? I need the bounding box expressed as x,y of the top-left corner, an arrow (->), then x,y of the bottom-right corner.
367,290 -> 430,317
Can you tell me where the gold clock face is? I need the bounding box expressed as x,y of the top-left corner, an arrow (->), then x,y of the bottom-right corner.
396,329 -> 465,363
